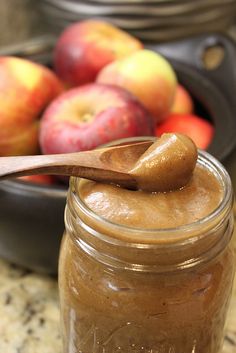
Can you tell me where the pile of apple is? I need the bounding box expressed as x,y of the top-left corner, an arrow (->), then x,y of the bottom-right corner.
0,20 -> 214,185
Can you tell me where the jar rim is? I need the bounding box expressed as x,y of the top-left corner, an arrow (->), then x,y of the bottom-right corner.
71,146 -> 233,246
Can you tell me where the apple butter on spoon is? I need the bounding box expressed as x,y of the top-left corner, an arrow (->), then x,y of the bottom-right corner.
0,133 -> 197,193
129,133 -> 197,192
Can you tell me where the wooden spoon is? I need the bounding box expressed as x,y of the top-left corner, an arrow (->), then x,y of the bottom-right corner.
0,141 -> 153,189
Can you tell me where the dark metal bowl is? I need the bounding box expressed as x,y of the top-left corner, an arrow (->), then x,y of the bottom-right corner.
39,0 -> 236,42
0,33 -> 236,274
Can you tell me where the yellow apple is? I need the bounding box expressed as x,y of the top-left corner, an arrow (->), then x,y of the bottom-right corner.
97,49 -> 177,123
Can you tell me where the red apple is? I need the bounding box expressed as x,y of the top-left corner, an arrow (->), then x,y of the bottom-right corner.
54,20 -> 143,87
171,84 -> 194,114
97,49 -> 177,123
18,175 -> 55,185
0,56 -> 63,156
39,83 -> 154,154
156,113 -> 214,150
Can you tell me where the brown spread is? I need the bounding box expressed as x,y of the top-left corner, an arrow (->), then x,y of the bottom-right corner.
79,164 -> 222,230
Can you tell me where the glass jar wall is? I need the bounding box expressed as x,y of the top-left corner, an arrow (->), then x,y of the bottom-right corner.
59,141 -> 235,353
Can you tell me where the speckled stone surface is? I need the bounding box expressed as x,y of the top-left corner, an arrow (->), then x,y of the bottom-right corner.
0,259 -> 62,353
0,247 -> 236,353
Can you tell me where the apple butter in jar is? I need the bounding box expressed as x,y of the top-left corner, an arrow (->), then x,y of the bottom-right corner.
59,135 -> 235,353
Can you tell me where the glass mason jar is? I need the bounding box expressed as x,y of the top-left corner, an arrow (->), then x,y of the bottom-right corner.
59,138 -> 235,353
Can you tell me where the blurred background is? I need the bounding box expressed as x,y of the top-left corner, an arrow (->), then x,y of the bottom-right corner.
0,0 -> 48,46
1,0 -> 236,46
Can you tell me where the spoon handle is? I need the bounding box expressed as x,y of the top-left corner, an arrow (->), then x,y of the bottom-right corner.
0,149 -> 137,188
0,141 -> 153,188
0,153 -> 83,177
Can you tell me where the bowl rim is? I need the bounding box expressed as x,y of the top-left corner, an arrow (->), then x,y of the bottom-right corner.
170,60 -> 236,161
0,179 -> 67,198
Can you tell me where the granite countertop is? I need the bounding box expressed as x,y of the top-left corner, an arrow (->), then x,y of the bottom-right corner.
0,259 -> 61,353
0,246 -> 236,353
